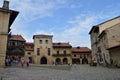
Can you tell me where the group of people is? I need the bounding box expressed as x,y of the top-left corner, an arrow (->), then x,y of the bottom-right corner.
21,57 -> 30,68
5,56 -> 30,68
5,56 -> 19,66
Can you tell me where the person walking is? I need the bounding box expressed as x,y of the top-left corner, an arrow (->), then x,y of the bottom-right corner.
26,58 -> 30,67
21,58 -> 25,68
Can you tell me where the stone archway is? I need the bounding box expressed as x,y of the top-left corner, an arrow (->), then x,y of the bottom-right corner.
63,58 -> 68,64
41,57 -> 47,64
82,57 -> 88,64
56,58 -> 61,64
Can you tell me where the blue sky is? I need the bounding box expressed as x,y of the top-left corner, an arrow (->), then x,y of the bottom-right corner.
0,0 -> 120,48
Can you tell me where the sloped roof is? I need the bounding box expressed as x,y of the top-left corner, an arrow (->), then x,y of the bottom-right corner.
33,34 -> 53,39
25,42 -> 34,51
107,44 -> 120,50
71,47 -> 91,53
53,42 -> 72,48
9,35 -> 26,42
89,16 -> 120,34
0,8 -> 19,28
25,42 -> 34,45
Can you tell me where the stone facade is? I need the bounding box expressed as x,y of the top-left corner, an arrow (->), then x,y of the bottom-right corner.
89,16 -> 120,66
108,45 -> 120,67
0,1 -> 18,67
31,34 -> 91,65
25,42 -> 34,63
71,47 -> 91,64
52,43 -> 72,64
106,23 -> 120,67
33,35 -> 53,64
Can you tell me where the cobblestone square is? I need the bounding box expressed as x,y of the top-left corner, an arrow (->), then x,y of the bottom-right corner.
0,65 -> 120,80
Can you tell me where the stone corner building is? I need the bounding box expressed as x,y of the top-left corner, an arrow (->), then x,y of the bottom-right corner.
0,1 -> 19,67
89,16 -> 120,66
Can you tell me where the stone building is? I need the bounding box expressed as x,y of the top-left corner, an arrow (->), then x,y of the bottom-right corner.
0,1 -> 19,67
52,42 -> 72,64
7,34 -> 91,65
107,44 -> 120,67
25,42 -> 34,63
71,47 -> 91,64
89,16 -> 120,66
32,34 -> 90,65
33,34 -> 53,64
106,23 -> 120,67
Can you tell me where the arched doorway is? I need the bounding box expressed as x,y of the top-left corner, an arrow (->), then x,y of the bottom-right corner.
82,57 -> 88,64
63,58 -> 68,64
72,59 -> 80,64
41,57 -> 47,64
56,58 -> 61,64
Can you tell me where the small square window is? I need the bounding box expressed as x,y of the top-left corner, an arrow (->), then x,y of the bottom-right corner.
45,40 -> 48,44
39,40 -> 42,44
74,55 -> 76,57
57,50 -> 59,54
28,52 -> 31,55
64,50 -> 66,54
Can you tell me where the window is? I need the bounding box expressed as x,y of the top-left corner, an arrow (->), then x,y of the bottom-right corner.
64,50 -> 66,54
39,40 -> 42,44
31,46 -> 33,48
45,40 -> 48,44
12,42 -> 15,46
57,50 -> 59,54
48,48 -> 50,56
37,48 -> 40,55
74,54 -> 76,57
28,52 -> 31,55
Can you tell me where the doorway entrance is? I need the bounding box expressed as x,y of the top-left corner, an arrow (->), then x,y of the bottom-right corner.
41,57 -> 47,64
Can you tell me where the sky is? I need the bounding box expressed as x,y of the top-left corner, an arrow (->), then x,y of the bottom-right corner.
0,0 -> 120,48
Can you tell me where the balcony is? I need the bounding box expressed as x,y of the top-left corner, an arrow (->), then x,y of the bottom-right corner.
52,53 -> 71,57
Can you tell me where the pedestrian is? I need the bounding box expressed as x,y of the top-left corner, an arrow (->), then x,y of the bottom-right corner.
5,58 -> 9,66
26,58 -> 30,67
21,58 -> 25,68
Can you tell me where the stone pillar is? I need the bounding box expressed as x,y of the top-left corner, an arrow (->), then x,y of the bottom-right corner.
0,1 -> 10,67
0,0 -> 19,67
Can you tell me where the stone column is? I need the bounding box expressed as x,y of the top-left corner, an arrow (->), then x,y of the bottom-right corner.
0,1 -> 10,67
0,0 -> 19,67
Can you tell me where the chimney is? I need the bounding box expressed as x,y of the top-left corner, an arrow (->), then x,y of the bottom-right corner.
2,0 -> 9,9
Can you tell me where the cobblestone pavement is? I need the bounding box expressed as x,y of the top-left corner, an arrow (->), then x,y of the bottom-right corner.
0,64 -> 120,80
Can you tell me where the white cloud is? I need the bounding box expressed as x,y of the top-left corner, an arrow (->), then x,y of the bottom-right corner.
0,0 -> 119,48
53,15 -> 96,48
7,0 -> 68,42
9,0 -> 68,22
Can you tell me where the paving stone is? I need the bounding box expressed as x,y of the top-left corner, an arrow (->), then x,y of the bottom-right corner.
0,65 -> 120,80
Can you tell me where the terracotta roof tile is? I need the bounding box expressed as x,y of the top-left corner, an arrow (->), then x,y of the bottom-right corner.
25,42 -> 34,45
10,35 -> 26,42
71,47 -> 91,53
53,42 -> 72,48
25,42 -> 34,51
